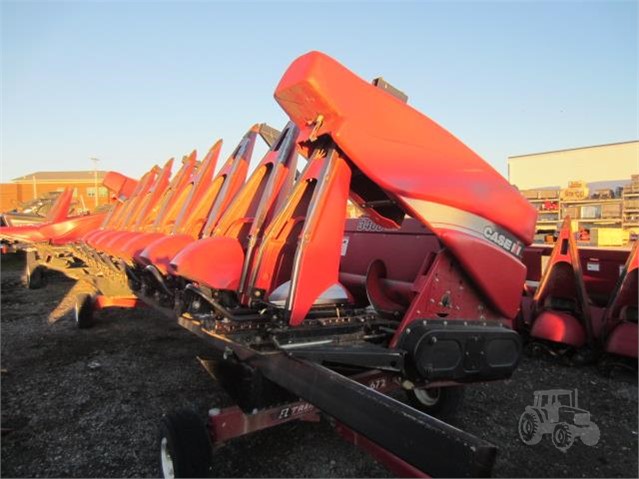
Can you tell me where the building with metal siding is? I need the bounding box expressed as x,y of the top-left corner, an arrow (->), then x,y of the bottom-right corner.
508,140 -> 639,190
508,141 -> 639,244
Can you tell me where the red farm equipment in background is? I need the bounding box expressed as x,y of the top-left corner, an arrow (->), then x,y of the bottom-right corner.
519,217 -> 637,365
600,241 -> 638,360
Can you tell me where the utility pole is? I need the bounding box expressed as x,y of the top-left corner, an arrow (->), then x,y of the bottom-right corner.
89,157 -> 100,210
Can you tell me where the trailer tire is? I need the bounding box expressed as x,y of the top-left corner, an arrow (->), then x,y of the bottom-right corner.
25,265 -> 47,289
75,293 -> 95,329
406,386 -> 464,420
158,409 -> 212,478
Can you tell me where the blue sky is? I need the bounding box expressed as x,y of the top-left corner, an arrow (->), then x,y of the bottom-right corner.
1,0 -> 637,181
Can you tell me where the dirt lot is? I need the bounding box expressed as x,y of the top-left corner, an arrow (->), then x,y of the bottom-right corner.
1,252 -> 637,478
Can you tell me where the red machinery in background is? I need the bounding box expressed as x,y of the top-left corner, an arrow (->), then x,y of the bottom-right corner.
519,217 -> 637,363
0,171 -> 137,246
600,242 -> 638,359
1,172 -> 138,287
0,187 -> 75,244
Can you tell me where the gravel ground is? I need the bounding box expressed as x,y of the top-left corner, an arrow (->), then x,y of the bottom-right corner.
1,252 -> 637,478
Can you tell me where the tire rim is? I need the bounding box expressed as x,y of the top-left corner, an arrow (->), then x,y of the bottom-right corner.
160,437 -> 175,479
413,387 -> 441,406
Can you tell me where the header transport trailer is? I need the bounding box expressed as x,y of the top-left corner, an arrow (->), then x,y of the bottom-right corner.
1,51 -> 636,477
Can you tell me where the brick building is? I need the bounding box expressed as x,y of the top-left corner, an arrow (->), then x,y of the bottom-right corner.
1,171 -> 110,213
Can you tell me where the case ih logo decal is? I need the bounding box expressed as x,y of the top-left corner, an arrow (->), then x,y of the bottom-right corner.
483,226 -> 523,257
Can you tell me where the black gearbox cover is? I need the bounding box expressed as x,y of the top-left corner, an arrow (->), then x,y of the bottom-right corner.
398,319 -> 521,382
